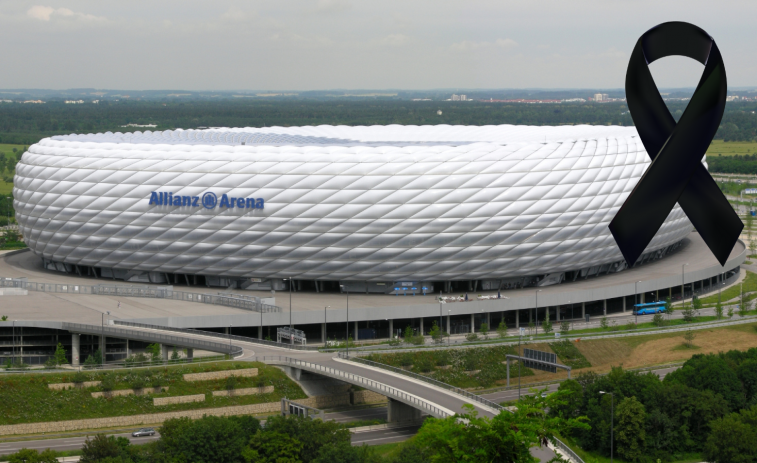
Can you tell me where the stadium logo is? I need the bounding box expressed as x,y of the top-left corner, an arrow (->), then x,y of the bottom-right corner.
148,191 -> 264,209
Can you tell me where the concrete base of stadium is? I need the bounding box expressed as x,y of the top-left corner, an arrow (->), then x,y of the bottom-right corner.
0,232 -> 745,347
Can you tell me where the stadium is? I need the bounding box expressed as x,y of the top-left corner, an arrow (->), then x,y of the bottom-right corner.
14,125 -> 695,294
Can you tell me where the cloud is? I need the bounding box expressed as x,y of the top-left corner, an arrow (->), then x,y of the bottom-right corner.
375,33 -> 409,47
27,5 -> 105,22
314,0 -> 351,14
450,38 -> 518,52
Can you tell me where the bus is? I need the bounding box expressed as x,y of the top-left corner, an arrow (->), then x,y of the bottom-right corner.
632,301 -> 667,315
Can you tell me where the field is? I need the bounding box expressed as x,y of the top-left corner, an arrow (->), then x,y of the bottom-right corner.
707,140 -> 757,157
0,361 -> 306,425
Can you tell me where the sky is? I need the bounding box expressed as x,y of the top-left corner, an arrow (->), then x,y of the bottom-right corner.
0,0 -> 755,91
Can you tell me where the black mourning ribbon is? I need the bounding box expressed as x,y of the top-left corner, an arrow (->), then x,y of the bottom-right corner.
609,21 -> 743,267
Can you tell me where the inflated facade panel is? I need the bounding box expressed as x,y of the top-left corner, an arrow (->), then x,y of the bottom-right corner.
13,125 -> 693,282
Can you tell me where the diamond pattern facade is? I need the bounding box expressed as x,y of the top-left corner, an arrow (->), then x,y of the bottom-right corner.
13,125 -> 693,282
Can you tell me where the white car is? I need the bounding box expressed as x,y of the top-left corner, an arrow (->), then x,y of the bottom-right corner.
131,427 -> 156,437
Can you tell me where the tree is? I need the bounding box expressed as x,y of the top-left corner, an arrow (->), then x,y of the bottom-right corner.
616,397 -> 646,462
728,305 -> 735,318
83,354 -> 98,370
53,342 -> 67,365
683,329 -> 696,348
739,289 -> 751,317
681,303 -> 696,323
171,347 -> 180,360
245,431 -> 303,463
692,295 -> 702,315
542,310 -> 553,334
312,442 -> 380,463
7,448 -> 58,463
429,321 -> 443,344
663,297 -> 672,314
497,321 -> 508,338
652,313 -> 665,327
665,353 -> 746,411
702,410 -> 757,463
600,317 -> 609,330
479,322 -> 489,339
160,415 -> 256,463
411,391 -> 589,463
0,315 -> 7,321
261,414 -> 351,463
80,434 -> 129,463
560,320 -> 570,335
145,343 -> 161,361
715,300 -> 724,319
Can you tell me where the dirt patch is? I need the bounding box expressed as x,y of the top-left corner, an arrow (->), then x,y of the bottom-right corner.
575,339 -> 633,367
617,327 -> 757,369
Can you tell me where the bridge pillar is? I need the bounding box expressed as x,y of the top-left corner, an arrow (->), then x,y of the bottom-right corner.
555,307 -> 560,321
354,322 -> 358,341
161,345 -> 169,361
581,302 -> 585,319
321,323 -> 326,343
470,314 -> 475,333
71,334 -> 80,367
622,297 -> 626,312
419,317 -> 424,336
445,315 -> 450,335
603,300 -> 607,316
389,319 -> 394,339
515,310 -> 519,328
387,398 -> 421,423
186,348 -> 194,361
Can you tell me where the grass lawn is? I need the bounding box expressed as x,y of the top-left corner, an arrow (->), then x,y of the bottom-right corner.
707,140 -> 757,157
0,361 -> 306,425
700,270 -> 757,305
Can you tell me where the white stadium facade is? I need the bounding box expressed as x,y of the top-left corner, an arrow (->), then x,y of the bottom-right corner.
14,125 -> 696,295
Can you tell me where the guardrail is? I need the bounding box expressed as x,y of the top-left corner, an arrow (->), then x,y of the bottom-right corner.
61,322 -> 244,357
339,353 -> 503,413
257,356 -> 451,419
0,277 -> 282,313
113,320 -> 314,351
341,353 -> 584,463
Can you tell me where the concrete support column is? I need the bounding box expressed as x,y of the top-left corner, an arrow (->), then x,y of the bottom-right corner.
71,333 -> 80,367
603,300 -> 607,316
186,348 -> 194,361
581,302 -> 586,319
622,297 -> 626,312
445,315 -> 450,335
161,345 -> 169,361
420,318 -> 424,336
126,339 -> 131,356
641,293 -> 645,303
321,323 -> 326,343
656,289 -> 659,301
515,310 -> 519,329
258,326 -> 262,340
486,312 -> 491,328
669,287 -> 672,299
556,307 -> 560,321
354,322 -> 358,341
389,319 -> 394,338
471,314 -> 475,333
100,336 -> 105,362
387,398 -> 421,423
529,309 -> 533,323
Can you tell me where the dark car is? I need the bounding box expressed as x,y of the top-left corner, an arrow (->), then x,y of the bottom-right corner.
131,427 -> 156,437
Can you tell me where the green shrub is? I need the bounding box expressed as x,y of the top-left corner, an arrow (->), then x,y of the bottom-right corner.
129,375 -> 147,390
550,341 -> 591,369
413,357 -> 435,373
100,374 -> 116,392
465,333 -> 480,342
72,371 -> 87,384
226,375 -> 238,391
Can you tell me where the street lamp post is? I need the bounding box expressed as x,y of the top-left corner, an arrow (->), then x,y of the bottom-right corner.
324,305 -> 331,344
634,280 -> 641,325
534,289 -> 542,335
340,285 -> 349,356
101,311 -> 110,366
599,391 -> 615,463
681,263 -> 689,310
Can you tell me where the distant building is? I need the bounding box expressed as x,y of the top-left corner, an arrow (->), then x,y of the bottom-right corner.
23,100 -> 45,104
593,93 -> 609,102
451,94 -> 460,101
726,95 -> 740,102
65,100 -> 85,104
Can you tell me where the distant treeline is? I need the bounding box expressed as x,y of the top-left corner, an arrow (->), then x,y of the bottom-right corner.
709,154 -> 757,175
1,99 -> 756,148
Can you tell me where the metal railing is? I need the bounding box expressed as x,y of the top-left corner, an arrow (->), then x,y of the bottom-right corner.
61,322 -> 243,357
340,353 -> 503,413
341,353 -> 584,463
277,326 -> 307,345
258,355 -> 450,419
0,277 -> 282,313
113,320 -> 314,351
